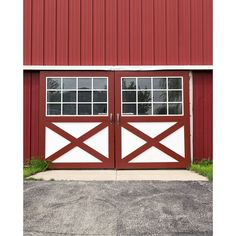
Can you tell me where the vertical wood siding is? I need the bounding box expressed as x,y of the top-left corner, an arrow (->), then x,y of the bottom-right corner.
24,0 -> 212,65
23,71 -> 31,163
193,71 -> 213,161
24,71 -> 40,163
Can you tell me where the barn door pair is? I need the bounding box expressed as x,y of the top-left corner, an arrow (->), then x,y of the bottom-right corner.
39,71 -> 190,169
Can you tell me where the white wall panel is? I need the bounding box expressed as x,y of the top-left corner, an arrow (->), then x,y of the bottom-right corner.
129,147 -> 178,163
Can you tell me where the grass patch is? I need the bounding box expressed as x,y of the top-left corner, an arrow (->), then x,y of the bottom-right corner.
24,159 -> 49,179
190,160 -> 213,181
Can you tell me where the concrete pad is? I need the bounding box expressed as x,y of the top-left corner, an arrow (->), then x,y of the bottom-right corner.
30,170 -> 116,181
116,170 -> 208,181
29,170 -> 208,181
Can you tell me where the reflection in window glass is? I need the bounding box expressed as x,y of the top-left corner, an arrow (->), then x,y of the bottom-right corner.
78,78 -> 91,89
122,78 -> 136,89
168,103 -> 182,114
47,104 -> 61,115
93,78 -> 107,89
123,104 -> 136,115
138,78 -> 151,89
153,91 -> 167,102
153,78 -> 166,89
46,77 -> 108,116
138,104 -> 152,115
47,91 -> 61,102
93,104 -> 107,115
138,91 -> 151,102
122,91 -> 136,102
78,104 -> 91,115
47,78 -> 61,89
78,91 -> 92,102
153,103 -> 167,115
168,91 -> 182,102
93,91 -> 107,102
63,104 -> 76,115
121,77 -> 183,116
63,91 -> 76,102
168,78 -> 182,89
63,78 -> 76,89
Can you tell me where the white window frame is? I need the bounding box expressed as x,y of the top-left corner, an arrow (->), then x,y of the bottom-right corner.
46,77 -> 109,116
121,76 -> 184,116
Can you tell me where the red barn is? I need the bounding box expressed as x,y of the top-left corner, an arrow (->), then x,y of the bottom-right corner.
23,0 -> 212,169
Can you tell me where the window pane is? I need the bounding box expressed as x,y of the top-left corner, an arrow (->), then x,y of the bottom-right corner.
122,78 -> 136,89
78,91 -> 92,102
153,78 -> 166,89
168,103 -> 182,114
138,78 -> 151,89
47,104 -> 61,115
93,104 -> 107,115
123,104 -> 136,115
93,91 -> 107,102
168,78 -> 182,89
168,91 -> 182,102
138,104 -> 152,115
153,103 -> 167,115
47,91 -> 61,102
63,91 -> 76,102
153,91 -> 167,102
62,104 -> 76,115
138,91 -> 151,102
78,104 -> 91,115
78,78 -> 91,89
122,91 -> 136,102
93,78 -> 107,89
62,78 -> 76,89
47,78 -> 61,89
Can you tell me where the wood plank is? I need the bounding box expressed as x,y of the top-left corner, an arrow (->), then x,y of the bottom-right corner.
69,0 -> 81,65
56,0 -> 69,65
166,0 -> 179,64
154,0 -> 167,64
31,0 -> 44,64
93,0 -> 105,65
191,0 -> 203,64
178,0 -> 191,64
105,0 -> 117,65
23,0 -> 32,65
81,0 -> 93,65
44,0 -> 56,65
130,0 -> 141,65
142,0 -> 154,64
117,0 -> 130,65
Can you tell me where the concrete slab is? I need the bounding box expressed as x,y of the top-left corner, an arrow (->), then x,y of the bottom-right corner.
29,170 -> 208,181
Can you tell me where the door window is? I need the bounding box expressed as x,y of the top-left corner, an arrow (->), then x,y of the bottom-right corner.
121,77 -> 183,116
46,77 -> 108,116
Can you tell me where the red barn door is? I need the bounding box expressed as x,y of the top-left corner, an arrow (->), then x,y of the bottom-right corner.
39,71 -> 115,169
115,71 -> 190,169
39,71 -> 190,169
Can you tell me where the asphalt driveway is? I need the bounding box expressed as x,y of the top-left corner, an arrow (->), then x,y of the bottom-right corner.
24,181 -> 212,235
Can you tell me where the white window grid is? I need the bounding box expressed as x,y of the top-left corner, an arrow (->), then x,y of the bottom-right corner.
46,77 -> 108,116
121,76 -> 184,116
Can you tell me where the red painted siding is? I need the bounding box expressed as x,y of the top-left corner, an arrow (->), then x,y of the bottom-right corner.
193,71 -> 213,162
81,0 -> 93,65
130,0 -> 142,65
24,71 -> 40,163
24,0 -> 213,65
31,0 -> 44,65
44,0 -> 56,65
23,71 -> 31,163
